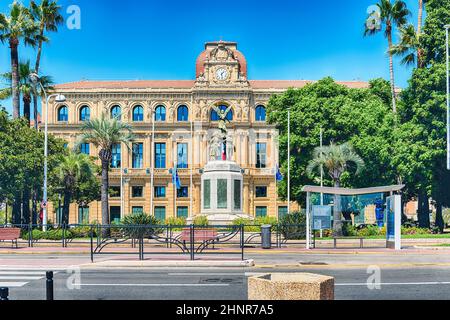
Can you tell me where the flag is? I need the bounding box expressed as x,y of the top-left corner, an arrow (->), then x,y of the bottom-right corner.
172,167 -> 181,190
275,164 -> 283,182
221,142 -> 227,161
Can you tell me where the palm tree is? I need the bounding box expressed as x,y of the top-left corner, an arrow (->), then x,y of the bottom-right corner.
306,142 -> 365,236
390,24 -> 420,67
77,113 -> 134,231
364,0 -> 410,113
53,152 -> 96,224
0,1 -> 38,119
30,0 -> 64,129
1,61 -> 53,125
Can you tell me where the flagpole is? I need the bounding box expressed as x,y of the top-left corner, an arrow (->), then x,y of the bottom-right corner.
320,128 -> 323,238
190,119 -> 193,219
287,109 -> 291,215
174,160 -> 177,219
150,110 -> 155,217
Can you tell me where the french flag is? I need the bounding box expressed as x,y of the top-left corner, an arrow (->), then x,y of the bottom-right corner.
221,142 -> 227,161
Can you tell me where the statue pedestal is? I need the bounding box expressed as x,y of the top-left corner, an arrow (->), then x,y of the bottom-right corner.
188,160 -> 253,225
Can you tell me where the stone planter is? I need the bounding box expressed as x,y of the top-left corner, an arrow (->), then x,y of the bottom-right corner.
248,273 -> 334,300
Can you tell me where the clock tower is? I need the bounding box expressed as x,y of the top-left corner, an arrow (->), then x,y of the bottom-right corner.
195,41 -> 249,86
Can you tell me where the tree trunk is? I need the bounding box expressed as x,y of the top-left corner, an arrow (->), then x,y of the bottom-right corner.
435,200 -> 444,233
23,95 -> 31,126
417,0 -> 424,68
333,180 -> 343,236
100,150 -> 111,237
12,194 -> 22,225
31,191 -> 38,225
63,190 -> 71,225
9,38 -> 20,119
22,189 -> 31,225
387,30 -> 397,113
417,190 -> 430,228
33,29 -> 45,130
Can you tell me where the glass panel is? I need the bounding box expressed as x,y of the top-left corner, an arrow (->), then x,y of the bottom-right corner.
111,143 -> 121,168
58,107 -> 68,121
110,186 -> 121,198
177,186 -> 188,198
132,143 -> 143,169
256,143 -> 267,168
278,206 -> 288,220
155,106 -> 166,121
177,206 -> 188,218
204,180 -> 210,209
217,179 -> 228,209
132,207 -> 143,215
255,106 -> 266,122
155,186 -> 166,198
256,206 -> 267,217
80,143 -> 90,155
155,143 -> 166,169
255,186 -> 268,198
154,206 -> 166,222
80,106 -> 90,122
177,143 -> 188,168
132,186 -> 143,198
78,207 -> 89,224
211,105 -> 233,121
111,106 -> 121,120
177,106 -> 188,122
133,106 -> 144,122
234,180 -> 241,210
110,206 -> 121,224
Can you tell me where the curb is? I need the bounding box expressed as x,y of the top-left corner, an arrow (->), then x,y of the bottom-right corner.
79,259 -> 255,268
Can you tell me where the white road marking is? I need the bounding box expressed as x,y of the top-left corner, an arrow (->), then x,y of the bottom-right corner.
79,283 -> 230,287
336,282 -> 450,286
0,282 -> 28,288
167,272 -> 266,277
0,276 -> 43,280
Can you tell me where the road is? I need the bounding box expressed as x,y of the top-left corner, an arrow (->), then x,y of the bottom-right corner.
2,265 -> 450,300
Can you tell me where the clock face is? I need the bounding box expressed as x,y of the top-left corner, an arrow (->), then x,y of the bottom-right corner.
216,68 -> 228,81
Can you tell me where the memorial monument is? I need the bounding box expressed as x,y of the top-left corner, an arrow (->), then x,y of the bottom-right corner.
193,105 -> 253,225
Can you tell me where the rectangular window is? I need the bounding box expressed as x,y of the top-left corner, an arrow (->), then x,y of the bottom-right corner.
256,143 -> 267,168
111,143 -> 121,168
217,179 -> 228,209
155,186 -> 166,198
256,186 -> 268,198
177,206 -> 188,219
78,206 -> 89,224
278,206 -> 288,220
132,143 -> 143,169
110,206 -> 121,224
110,186 -> 121,198
155,143 -> 166,169
234,180 -> 241,210
177,143 -> 188,169
132,206 -> 144,215
204,180 -> 211,209
154,206 -> 166,222
177,186 -> 188,198
132,186 -> 143,198
80,143 -> 90,155
256,206 -> 268,218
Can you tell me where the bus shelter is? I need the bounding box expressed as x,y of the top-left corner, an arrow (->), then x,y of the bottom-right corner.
302,185 -> 404,250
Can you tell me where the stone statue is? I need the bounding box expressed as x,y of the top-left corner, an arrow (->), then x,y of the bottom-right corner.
212,105 -> 232,136
209,132 -> 222,161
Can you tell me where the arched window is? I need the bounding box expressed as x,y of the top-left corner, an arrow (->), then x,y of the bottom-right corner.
79,105 -> 90,122
177,105 -> 189,122
255,105 -> 266,122
211,105 -> 233,121
132,105 -> 144,122
57,106 -> 68,122
111,105 -> 121,120
155,105 -> 166,122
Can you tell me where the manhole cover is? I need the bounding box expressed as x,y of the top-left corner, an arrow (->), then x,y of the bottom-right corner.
200,277 -> 243,284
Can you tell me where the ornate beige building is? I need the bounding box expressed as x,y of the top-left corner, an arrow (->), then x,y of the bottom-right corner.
44,41 -> 368,224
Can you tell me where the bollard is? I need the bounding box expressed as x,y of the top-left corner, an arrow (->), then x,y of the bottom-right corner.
46,271 -> 54,301
0,287 -> 9,300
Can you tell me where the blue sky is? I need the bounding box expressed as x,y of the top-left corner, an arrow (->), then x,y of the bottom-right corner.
0,0 -> 420,114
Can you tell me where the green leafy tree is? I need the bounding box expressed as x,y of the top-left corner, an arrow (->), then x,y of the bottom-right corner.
306,142 -> 365,236
77,113 -> 134,230
50,152 -> 100,224
267,77 -> 396,208
394,0 -> 450,230
0,1 -> 38,119
30,0 -> 64,129
364,0 -> 410,113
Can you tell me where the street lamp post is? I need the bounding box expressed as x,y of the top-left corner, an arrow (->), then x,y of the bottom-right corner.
287,109 -> 291,215
446,25 -> 450,170
29,73 -> 66,231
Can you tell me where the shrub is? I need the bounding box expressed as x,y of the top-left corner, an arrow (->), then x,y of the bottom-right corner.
401,226 -> 431,235
22,229 -> 45,240
70,226 -> 96,238
165,217 -> 187,231
342,223 -> 358,237
357,225 -> 381,237
45,229 -> 73,240
193,215 -> 209,227
122,213 -> 161,238
279,211 -> 306,240
255,216 -> 278,226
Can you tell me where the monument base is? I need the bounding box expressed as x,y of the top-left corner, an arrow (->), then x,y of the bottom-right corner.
187,213 -> 254,226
